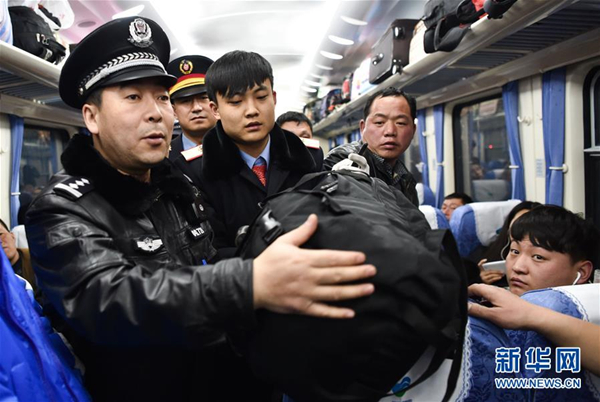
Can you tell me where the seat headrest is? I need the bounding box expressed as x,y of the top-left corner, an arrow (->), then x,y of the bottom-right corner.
416,183 -> 436,206
450,200 -> 520,257
418,205 -> 449,230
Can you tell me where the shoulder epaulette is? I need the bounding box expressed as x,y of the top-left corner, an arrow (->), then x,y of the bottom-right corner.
301,138 -> 321,149
181,145 -> 203,161
54,177 -> 94,201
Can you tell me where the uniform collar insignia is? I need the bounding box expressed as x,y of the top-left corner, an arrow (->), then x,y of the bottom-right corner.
128,18 -> 153,48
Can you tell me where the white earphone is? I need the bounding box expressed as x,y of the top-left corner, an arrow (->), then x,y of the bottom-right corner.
572,271 -> 582,285
500,238 -> 511,261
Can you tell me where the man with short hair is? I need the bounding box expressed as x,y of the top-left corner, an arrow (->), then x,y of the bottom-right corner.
441,192 -> 473,221
324,87 -> 419,206
167,55 -> 217,174
25,18 -> 375,402
181,50 -> 324,255
277,111 -> 314,139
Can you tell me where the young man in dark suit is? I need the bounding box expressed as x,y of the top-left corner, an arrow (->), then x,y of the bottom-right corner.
177,50 -> 323,257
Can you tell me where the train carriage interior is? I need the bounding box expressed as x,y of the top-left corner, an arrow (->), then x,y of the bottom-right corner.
1,0 -> 600,401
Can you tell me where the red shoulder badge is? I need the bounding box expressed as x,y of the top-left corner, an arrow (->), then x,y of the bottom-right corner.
181,145 -> 203,161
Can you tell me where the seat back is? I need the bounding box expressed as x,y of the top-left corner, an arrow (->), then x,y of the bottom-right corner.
418,205 -> 449,230
416,183 -> 436,206
382,316 -> 529,401
506,284 -> 600,401
450,200 -> 520,257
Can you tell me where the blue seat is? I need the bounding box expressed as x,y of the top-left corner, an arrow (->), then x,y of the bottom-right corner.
382,313 -> 529,401
506,284 -> 600,402
449,200 -> 520,257
418,205 -> 449,230
381,285 -> 600,401
416,183 -> 436,206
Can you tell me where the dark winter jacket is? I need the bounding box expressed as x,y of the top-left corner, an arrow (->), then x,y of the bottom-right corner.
25,134 -> 257,401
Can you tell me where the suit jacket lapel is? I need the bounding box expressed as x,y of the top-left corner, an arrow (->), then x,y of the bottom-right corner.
266,163 -> 290,196
168,135 -> 184,159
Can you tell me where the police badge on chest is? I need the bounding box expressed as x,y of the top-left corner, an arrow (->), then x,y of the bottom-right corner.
135,236 -> 163,253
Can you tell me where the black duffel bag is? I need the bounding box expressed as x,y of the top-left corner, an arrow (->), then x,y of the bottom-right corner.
238,170 -> 467,402
8,6 -> 66,64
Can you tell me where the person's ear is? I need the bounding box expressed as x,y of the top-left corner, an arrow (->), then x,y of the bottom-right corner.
272,90 -> 277,105
575,260 -> 593,283
359,119 -> 365,136
209,101 -> 220,119
82,104 -> 100,135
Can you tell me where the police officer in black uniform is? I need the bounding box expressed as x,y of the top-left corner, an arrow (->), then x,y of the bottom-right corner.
25,16 -> 375,402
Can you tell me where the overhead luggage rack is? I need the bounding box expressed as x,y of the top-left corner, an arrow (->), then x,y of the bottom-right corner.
313,0 -> 600,138
0,41 -> 82,126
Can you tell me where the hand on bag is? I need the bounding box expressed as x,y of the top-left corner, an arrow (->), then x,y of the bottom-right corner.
253,214 -> 376,319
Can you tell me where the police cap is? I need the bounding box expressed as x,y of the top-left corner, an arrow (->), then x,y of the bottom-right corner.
167,55 -> 214,101
59,17 -> 176,109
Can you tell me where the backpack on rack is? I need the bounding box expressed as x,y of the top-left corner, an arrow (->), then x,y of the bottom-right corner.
422,0 -> 518,53
8,6 -> 66,64
238,168 -> 468,402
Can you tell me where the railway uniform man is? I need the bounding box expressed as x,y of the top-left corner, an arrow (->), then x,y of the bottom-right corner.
167,55 -> 217,178
24,17 -> 375,402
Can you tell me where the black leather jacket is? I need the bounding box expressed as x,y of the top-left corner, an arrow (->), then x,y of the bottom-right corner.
25,135 -> 256,401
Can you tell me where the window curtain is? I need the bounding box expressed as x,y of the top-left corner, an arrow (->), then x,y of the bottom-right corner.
9,115 -> 24,228
417,109 -> 429,187
434,105 -> 445,208
350,129 -> 361,143
542,67 -> 566,206
502,81 -> 526,200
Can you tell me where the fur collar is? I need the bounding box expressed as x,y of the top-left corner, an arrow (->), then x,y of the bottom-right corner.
201,121 -> 317,180
61,134 -> 195,215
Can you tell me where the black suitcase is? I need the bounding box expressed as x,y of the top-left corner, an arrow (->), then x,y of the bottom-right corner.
369,19 -> 418,84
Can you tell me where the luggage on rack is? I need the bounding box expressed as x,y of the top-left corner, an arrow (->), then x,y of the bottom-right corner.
8,6 -> 65,64
369,19 -> 419,84
422,0 -> 518,54
303,98 -> 324,124
238,169 -> 468,402
319,88 -> 343,119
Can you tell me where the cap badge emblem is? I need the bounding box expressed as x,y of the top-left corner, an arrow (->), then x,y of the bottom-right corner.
180,60 -> 193,75
128,18 -> 153,48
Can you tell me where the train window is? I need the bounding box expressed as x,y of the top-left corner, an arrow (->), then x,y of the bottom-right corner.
399,131 -> 424,183
20,125 -> 69,197
453,96 -> 511,202
583,67 -> 600,228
